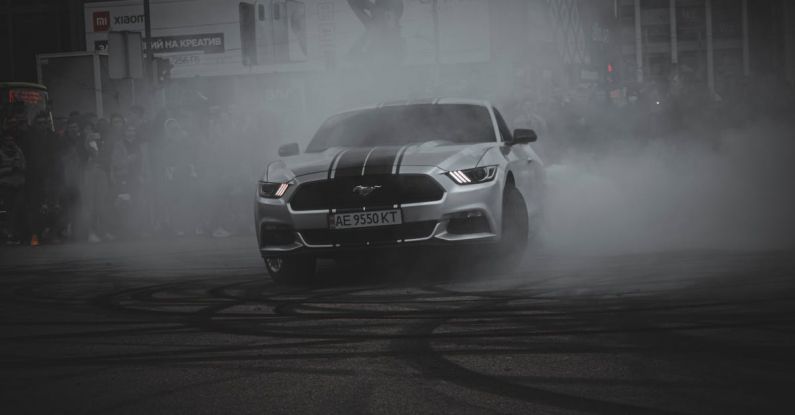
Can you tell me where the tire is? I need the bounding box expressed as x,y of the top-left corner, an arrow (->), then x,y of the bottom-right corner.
264,255 -> 316,285
494,185 -> 529,269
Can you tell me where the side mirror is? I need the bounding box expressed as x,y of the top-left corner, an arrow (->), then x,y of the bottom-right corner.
512,129 -> 538,144
278,142 -> 300,157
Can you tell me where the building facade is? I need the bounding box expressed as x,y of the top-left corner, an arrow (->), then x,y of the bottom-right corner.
0,0 -> 85,81
613,0 -> 794,95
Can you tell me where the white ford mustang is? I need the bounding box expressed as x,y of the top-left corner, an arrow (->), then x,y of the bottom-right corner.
255,98 -> 545,283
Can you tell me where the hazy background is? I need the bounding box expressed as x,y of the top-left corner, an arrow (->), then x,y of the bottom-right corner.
179,63 -> 795,256
17,0 -> 794,258
144,0 -> 795,256
542,119 -> 795,254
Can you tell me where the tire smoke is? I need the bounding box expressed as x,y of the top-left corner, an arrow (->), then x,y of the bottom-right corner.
541,120 -> 795,254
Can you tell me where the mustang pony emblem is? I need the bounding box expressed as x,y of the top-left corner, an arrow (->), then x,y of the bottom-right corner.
352,185 -> 382,197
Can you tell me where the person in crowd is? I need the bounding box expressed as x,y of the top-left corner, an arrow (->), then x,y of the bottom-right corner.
110,124 -> 145,237
103,113 -> 125,163
0,116 -> 27,244
126,107 -> 151,155
21,112 -> 59,244
101,113 -> 126,234
99,117 -> 111,134
82,112 -> 99,132
58,119 -> 86,241
12,111 -> 30,142
197,108 -> 236,238
126,105 -> 146,131
155,117 -> 197,236
81,123 -> 112,243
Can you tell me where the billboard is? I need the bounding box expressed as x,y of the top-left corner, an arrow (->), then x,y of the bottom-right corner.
84,0 -> 491,78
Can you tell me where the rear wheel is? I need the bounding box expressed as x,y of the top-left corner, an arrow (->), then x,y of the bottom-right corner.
264,255 -> 316,285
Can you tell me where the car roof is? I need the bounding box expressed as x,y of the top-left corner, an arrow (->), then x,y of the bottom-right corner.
339,98 -> 491,115
0,82 -> 48,91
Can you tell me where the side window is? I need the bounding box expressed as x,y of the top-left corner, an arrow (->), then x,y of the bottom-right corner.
493,108 -> 512,142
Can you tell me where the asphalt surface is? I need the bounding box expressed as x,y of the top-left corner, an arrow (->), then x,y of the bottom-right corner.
1,237 -> 794,414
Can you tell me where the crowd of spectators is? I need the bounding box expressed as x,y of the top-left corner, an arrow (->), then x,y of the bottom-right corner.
0,104 -> 262,245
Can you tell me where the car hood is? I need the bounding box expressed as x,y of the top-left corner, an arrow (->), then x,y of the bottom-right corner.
271,142 -> 497,180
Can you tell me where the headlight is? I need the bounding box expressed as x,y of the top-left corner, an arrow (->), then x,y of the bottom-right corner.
267,161 -> 295,182
446,165 -> 498,185
258,182 -> 290,198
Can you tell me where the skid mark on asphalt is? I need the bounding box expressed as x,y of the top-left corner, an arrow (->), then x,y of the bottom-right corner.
2,249 -> 795,413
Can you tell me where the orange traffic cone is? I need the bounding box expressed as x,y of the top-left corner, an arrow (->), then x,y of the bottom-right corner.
30,234 -> 39,247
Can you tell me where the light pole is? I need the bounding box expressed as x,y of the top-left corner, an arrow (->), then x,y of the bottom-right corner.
143,0 -> 156,85
670,0 -> 678,65
6,0 -> 14,79
742,0 -> 750,77
431,0 -> 439,65
705,0 -> 714,97
634,0 -> 643,83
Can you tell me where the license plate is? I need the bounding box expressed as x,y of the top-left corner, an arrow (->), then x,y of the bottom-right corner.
329,209 -> 403,230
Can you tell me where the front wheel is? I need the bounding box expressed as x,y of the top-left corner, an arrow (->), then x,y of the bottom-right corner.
494,186 -> 529,269
264,255 -> 316,285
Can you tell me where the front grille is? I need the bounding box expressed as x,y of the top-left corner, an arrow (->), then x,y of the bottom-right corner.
300,221 -> 437,246
289,174 -> 445,211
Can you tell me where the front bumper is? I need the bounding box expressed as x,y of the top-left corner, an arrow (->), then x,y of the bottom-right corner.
255,165 -> 504,257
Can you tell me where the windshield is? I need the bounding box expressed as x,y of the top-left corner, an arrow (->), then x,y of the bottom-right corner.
306,104 -> 495,152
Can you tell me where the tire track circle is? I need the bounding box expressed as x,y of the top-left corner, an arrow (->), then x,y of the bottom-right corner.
391,285 -> 680,415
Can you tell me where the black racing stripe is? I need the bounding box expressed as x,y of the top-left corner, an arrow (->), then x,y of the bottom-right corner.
326,149 -> 349,246
334,147 -> 373,178
393,145 -> 410,243
327,149 -> 346,180
362,147 -> 400,176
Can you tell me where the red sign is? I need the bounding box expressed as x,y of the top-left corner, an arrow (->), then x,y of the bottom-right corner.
93,11 -> 110,32
8,89 -> 46,105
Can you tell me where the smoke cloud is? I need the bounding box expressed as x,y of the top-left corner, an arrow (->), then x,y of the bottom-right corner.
42,0 -> 794,269
541,120 -> 795,255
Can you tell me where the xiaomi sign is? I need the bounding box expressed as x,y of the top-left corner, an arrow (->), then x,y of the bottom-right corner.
93,11 -> 110,32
